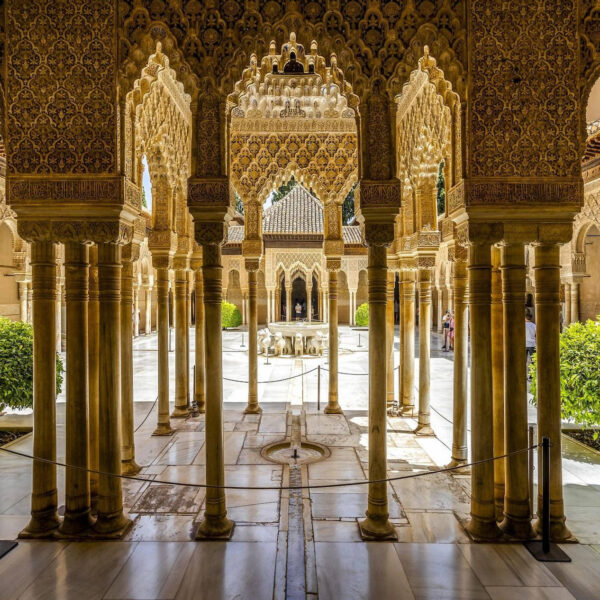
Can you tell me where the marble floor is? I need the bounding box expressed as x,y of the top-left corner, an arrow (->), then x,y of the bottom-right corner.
1,327 -> 600,599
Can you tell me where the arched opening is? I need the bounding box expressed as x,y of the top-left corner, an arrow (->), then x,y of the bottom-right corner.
291,276 -> 307,320
0,222 -> 18,320
581,224 -> 600,321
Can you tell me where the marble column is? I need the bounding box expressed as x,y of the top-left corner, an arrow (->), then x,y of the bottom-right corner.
491,247 -> 505,519
193,264 -> 206,413
88,246 -> 100,503
19,280 -> 28,322
400,270 -> 416,416
534,244 -> 571,541
60,242 -> 93,535
416,267 -> 433,435
436,287 -> 444,334
144,284 -> 152,333
94,243 -> 131,537
318,286 -> 323,321
563,283 -> 571,325
500,243 -> 533,538
133,285 -> 140,337
570,281 -> 579,323
172,266 -> 190,418
307,284 -> 313,321
467,242 -> 500,540
197,243 -> 234,539
20,241 -> 60,538
27,281 -> 33,323
55,278 -> 63,352
286,283 -> 292,322
358,243 -> 397,540
153,264 -> 173,436
120,245 -> 141,475
386,271 -> 395,409
450,259 -> 468,467
245,261 -> 261,414
397,273 -> 404,408
325,262 -> 342,414
242,294 -> 247,325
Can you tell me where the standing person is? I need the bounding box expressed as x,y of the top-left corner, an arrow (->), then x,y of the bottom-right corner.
448,311 -> 455,351
442,309 -> 451,351
295,301 -> 302,321
525,310 -> 537,379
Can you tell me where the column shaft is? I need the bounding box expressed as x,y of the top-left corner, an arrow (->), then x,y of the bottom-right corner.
133,286 -> 140,337
197,244 -> 234,538
563,284 -> 571,325
500,243 -> 533,538
451,261 -> 468,465
246,267 -> 260,413
570,282 -> 579,323
307,286 -> 312,322
416,268 -> 433,435
120,252 -> 140,475
94,243 -> 130,536
358,245 -> 396,540
386,271 -> 395,408
145,286 -> 152,333
172,268 -> 189,417
286,285 -> 292,322
19,281 -> 28,322
467,243 -> 500,540
397,275 -> 404,407
325,268 -> 342,414
20,242 -> 60,538
55,281 -> 62,352
401,272 -> 415,415
534,244 -> 571,541
194,269 -> 206,413
153,266 -> 173,435
491,248 -> 505,519
88,246 -> 100,502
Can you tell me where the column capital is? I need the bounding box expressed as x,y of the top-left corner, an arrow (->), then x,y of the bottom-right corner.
416,255 -> 436,270
122,241 -> 140,262
148,229 -> 177,255
195,222 -> 227,246
326,257 -> 342,272
244,257 -> 261,272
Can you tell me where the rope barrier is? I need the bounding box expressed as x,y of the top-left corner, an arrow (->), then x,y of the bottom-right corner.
0,444 -> 538,492
223,367 -> 319,384
134,396 -> 158,433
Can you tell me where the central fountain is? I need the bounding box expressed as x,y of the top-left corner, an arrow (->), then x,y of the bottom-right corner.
258,321 -> 329,356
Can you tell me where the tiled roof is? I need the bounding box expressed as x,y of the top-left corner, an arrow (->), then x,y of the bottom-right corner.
263,186 -> 323,234
227,225 -> 244,243
343,226 -> 362,244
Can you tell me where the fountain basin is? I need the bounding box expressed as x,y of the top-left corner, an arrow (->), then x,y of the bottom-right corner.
261,440 -> 330,465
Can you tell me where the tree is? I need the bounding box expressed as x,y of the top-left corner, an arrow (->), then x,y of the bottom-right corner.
436,160 -> 445,216
221,301 -> 242,328
235,192 -> 244,215
342,183 -> 357,225
530,318 -> 600,438
0,317 -> 64,412
270,176 -> 297,203
355,303 -> 369,327
141,186 -> 147,209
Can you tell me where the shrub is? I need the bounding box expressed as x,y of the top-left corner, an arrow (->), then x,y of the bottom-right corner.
0,317 -> 64,412
221,301 -> 242,328
355,302 -> 369,327
530,318 -> 600,438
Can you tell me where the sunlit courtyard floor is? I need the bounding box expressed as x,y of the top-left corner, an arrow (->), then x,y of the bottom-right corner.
1,327 -> 600,599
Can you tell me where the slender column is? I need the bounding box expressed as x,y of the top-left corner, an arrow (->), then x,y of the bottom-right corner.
120,246 -> 141,475
55,278 -> 63,352
133,285 -> 140,337
534,244 -> 571,541
491,248 -> 505,518
358,244 -> 397,540
153,264 -> 173,435
325,262 -> 342,414
386,271 -> 395,408
60,242 -> 93,535
436,287 -> 444,334
570,282 -> 579,323
19,280 -> 28,322
27,281 -> 33,323
563,283 -> 571,325
94,243 -> 131,537
400,271 -> 416,415
20,241 -> 60,538
307,285 -> 313,321
397,274 -> 404,407
245,262 -> 261,414
145,284 -> 152,333
193,265 -> 206,413
318,286 -> 323,321
286,283 -> 292,322
266,289 -> 271,323
450,260 -> 468,466
500,243 -> 533,538
242,294 -> 247,325
88,246 -> 100,502
172,266 -> 190,417
197,243 -> 234,539
467,242 -> 500,540
416,267 -> 433,435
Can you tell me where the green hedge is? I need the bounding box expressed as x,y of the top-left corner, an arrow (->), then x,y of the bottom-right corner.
221,301 -> 242,328
0,317 -> 64,412
530,318 -> 600,438
355,302 -> 369,327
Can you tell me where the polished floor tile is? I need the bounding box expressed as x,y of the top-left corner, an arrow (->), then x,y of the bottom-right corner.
485,587 -> 575,600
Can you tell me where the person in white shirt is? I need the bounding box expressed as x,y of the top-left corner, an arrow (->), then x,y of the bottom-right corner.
525,311 -> 537,377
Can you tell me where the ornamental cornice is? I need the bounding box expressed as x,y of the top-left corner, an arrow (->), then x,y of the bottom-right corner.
148,229 -> 177,254
16,219 -> 133,245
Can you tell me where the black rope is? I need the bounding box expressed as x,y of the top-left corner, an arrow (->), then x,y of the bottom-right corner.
0,444 -> 539,492
223,367 -> 318,384
134,396 -> 159,433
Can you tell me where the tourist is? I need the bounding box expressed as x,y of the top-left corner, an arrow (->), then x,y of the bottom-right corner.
295,301 -> 302,320
442,309 -> 451,350
526,310 -> 537,378
448,311 -> 455,351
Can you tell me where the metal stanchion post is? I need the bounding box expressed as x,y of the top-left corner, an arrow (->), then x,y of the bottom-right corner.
357,332 -> 362,347
317,365 -> 321,412
524,436 -> 571,562
265,347 -> 270,365
240,333 -> 245,348
189,364 -> 199,417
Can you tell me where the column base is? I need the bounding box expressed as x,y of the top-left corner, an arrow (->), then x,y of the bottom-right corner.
195,515 -> 235,540
121,459 -> 142,476
357,515 -> 398,541
446,456 -> 470,473
152,424 -> 174,436
58,509 -> 96,538
170,406 -> 190,418
244,403 -> 262,415
534,516 -> 574,543
499,515 -> 535,540
466,516 -> 501,541
415,424 -> 435,436
18,511 -> 61,539
399,404 -> 416,417
92,512 -> 133,539
324,402 -> 343,415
